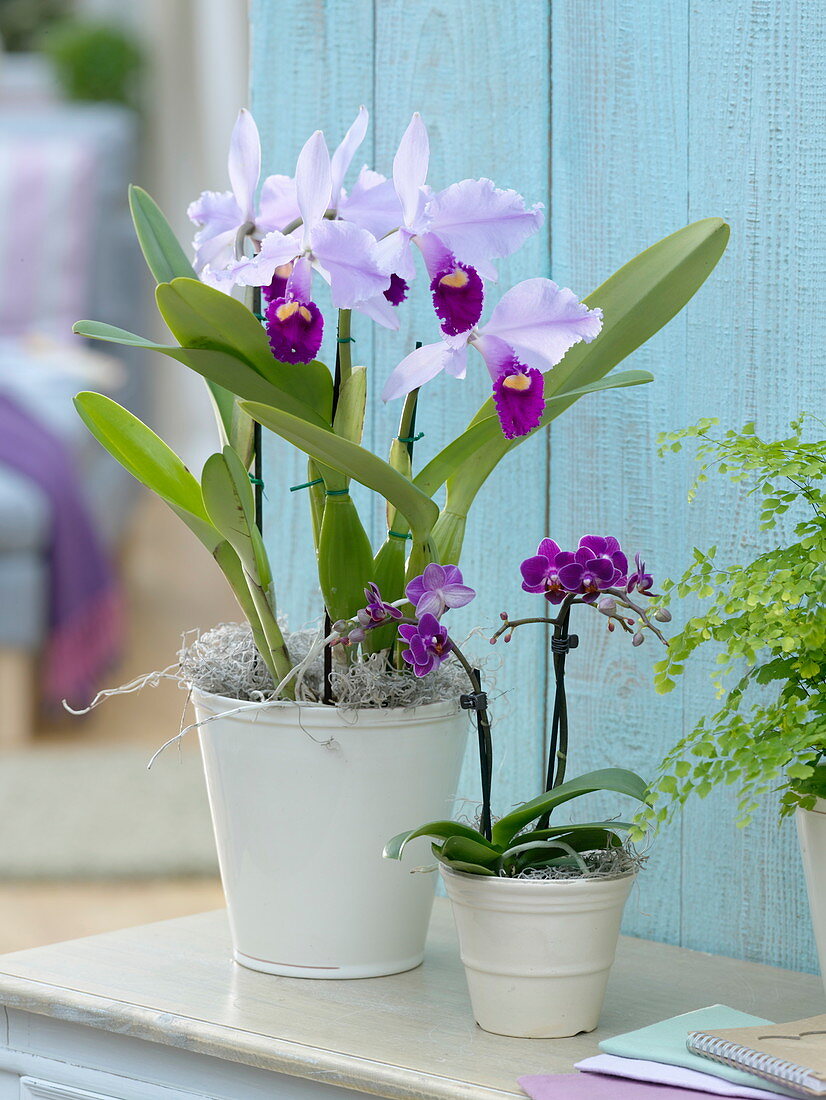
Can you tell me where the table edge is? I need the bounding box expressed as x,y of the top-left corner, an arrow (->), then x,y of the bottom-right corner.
0,974 -> 525,1100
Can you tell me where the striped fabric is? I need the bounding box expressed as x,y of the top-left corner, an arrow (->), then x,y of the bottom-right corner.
0,134 -> 96,339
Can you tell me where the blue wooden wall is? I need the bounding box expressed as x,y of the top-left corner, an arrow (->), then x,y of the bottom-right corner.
251,0 -> 825,971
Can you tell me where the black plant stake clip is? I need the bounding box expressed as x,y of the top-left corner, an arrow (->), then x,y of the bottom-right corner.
538,613 -> 579,830
461,672 -> 493,842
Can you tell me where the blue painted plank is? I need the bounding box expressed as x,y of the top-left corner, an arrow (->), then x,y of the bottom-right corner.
679,0 -> 825,972
251,0 -> 376,630
550,0 -> 690,946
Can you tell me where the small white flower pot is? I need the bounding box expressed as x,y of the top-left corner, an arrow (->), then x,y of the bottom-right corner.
442,865 -> 635,1037
193,689 -> 468,979
797,800 -> 826,992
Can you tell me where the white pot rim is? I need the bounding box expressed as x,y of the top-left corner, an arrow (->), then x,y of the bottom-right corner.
441,865 -> 638,891
190,685 -> 461,726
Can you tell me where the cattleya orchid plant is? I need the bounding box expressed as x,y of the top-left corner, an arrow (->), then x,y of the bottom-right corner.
385,535 -> 670,877
71,106 -> 727,705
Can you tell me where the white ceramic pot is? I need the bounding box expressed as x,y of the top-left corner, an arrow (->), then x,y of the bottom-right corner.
442,866 -> 635,1037
797,799 -> 826,992
193,689 -> 468,979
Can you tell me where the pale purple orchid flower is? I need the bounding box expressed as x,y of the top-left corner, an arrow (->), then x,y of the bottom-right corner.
381,113 -> 544,336
382,278 -> 603,439
216,123 -> 389,309
187,108 -> 263,274
405,563 -> 476,619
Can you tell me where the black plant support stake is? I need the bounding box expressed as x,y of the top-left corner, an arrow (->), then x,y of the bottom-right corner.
252,285 -> 264,534
460,669 -> 493,842
322,323 -> 344,706
538,604 -> 578,830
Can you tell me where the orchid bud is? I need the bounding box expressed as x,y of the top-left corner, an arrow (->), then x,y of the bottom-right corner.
632,631 -> 645,647
332,620 -> 350,634
607,620 -> 616,632
500,611 -> 509,620
598,597 -> 617,614
348,626 -> 367,645
654,607 -> 672,623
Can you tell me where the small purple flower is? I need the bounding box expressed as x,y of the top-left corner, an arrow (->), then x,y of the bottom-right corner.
264,257 -> 324,364
399,613 -> 453,677
358,582 -> 403,627
551,536 -> 625,604
577,535 -> 628,587
520,539 -> 575,605
491,356 -> 545,439
627,553 -> 658,596
405,563 -> 476,619
383,273 -> 409,306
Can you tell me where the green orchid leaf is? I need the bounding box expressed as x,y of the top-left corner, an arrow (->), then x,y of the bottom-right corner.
545,369 -> 654,404
72,321 -> 331,431
333,366 -> 367,446
491,768 -> 650,849
439,834 -> 502,867
384,820 -> 495,861
157,279 -> 334,421
503,826 -> 625,858
445,218 -> 730,525
413,416 -> 502,501
317,494 -> 375,623
431,849 -> 497,876
213,540 -> 271,672
128,185 -> 195,284
241,401 -> 440,543
74,392 -> 218,551
201,447 -> 271,589
156,278 -> 277,375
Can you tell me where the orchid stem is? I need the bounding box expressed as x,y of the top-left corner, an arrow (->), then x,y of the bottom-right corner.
337,309 -> 352,387
449,641 -> 493,842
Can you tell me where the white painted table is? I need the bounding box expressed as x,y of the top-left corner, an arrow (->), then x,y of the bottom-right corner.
0,900 -> 821,1100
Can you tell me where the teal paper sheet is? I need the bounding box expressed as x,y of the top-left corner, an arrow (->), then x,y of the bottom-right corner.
599,1005 -> 800,1098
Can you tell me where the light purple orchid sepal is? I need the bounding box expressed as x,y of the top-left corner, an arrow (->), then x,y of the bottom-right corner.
405,563 -> 476,619
187,108 -> 263,274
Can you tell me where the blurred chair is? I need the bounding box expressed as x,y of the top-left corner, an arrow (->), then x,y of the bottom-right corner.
0,102 -> 147,746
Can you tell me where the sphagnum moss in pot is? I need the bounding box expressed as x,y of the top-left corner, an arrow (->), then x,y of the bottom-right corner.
386,535 -> 670,1037
69,106 -> 727,978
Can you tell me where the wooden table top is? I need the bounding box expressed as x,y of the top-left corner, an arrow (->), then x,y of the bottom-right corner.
0,900 -> 821,1100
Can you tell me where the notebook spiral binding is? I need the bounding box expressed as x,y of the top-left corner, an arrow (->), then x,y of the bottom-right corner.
688,1032 -> 826,1095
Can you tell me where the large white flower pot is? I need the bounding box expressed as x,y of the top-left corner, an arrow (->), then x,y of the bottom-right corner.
193,689 -> 468,979
442,866 -> 635,1037
797,800 -> 826,992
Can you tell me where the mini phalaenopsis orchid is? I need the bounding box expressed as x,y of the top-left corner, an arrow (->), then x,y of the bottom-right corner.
330,564 -> 476,678
382,538 -> 666,872
488,533 -> 671,816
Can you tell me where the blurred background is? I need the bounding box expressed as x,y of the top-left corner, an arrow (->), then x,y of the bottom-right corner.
0,0 -> 253,950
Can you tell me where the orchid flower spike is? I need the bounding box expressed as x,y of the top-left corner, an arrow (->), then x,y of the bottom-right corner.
382,277 -> 603,439
187,108 -> 262,274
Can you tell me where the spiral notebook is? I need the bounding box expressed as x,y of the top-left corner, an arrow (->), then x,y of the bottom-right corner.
688,1015 -> 826,1097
